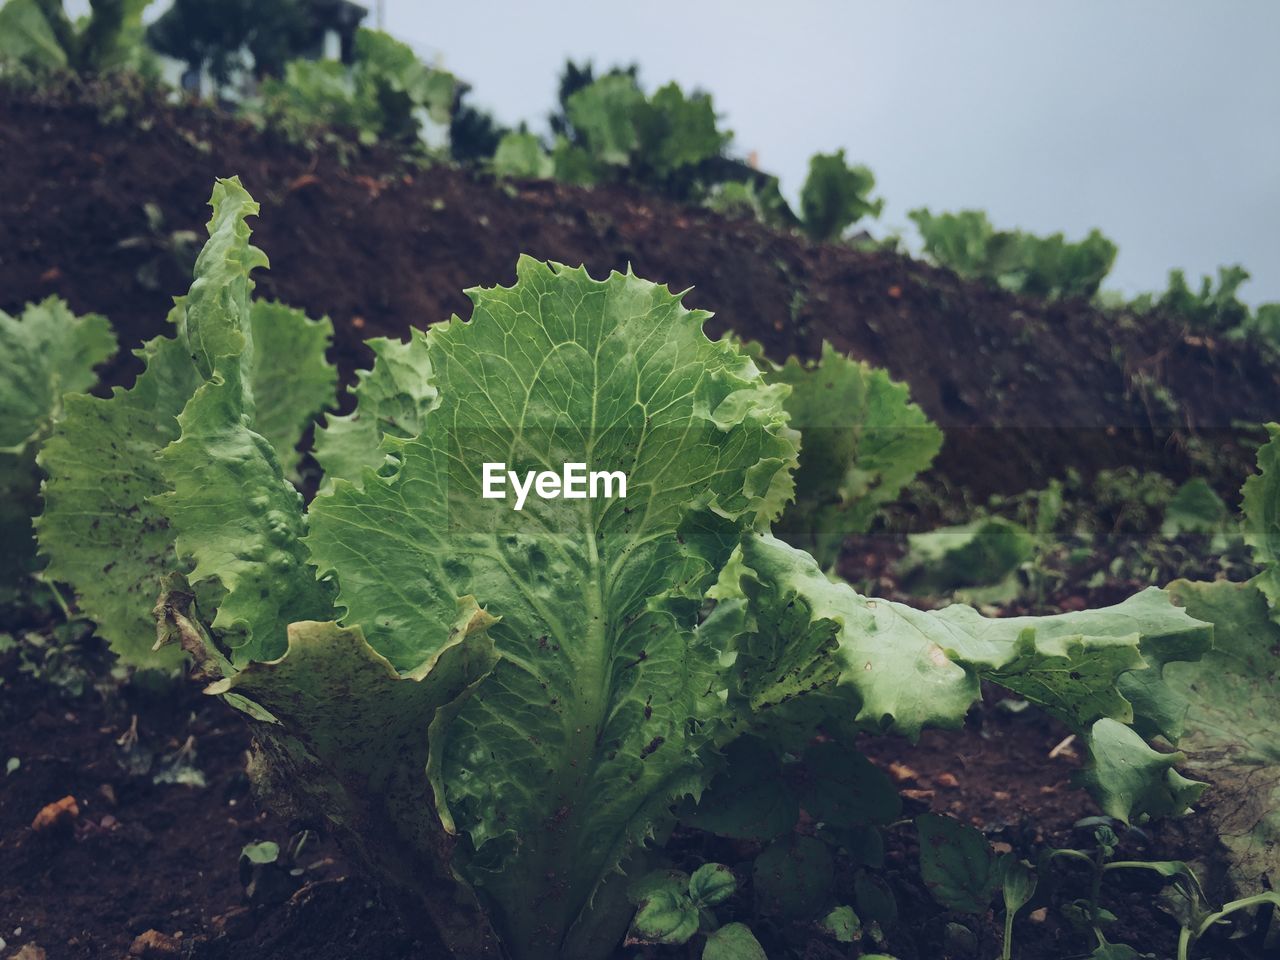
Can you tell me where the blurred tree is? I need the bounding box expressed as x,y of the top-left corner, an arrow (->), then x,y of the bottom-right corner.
146,0 -> 365,93
449,82 -> 507,163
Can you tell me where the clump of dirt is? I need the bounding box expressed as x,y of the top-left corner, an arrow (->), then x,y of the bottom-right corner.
2,91 -> 1275,505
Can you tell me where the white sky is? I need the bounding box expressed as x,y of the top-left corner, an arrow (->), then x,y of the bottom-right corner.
383,0 -> 1280,304
67,0 -> 1280,303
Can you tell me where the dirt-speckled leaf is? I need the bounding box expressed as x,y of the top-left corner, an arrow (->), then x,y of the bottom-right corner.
304,257 -> 798,960
36,187 -> 337,667
1,297 -> 115,590
753,834 -> 834,920
0,297 -> 116,452
626,888 -> 698,946
916,814 -> 999,914
821,904 -> 862,943
37,332 -> 197,666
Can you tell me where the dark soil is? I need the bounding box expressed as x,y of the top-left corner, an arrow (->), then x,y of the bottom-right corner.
2,92 -> 1277,506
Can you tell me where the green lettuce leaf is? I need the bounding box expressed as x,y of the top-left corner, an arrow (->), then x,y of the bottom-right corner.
733,533 -> 1209,743
0,296 -> 116,591
565,73 -> 645,166
304,257 -> 798,959
0,0 -> 68,70
634,82 -> 727,176
0,297 -> 116,453
202,608 -> 503,957
37,179 -> 335,666
1074,718 -> 1204,823
246,299 -> 336,478
313,331 -> 437,489
37,332 -> 198,666
492,131 -> 554,180
799,150 -> 883,241
898,518 -> 1034,596
156,178 -> 333,662
768,343 -> 941,569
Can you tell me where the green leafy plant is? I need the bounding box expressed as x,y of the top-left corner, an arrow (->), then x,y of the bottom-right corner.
624,862 -> 760,955
915,813 -> 1038,960
762,342 -> 942,569
909,207 -> 1117,300
1122,265 -> 1280,353
248,28 -> 456,152
36,211 -> 336,667
702,176 -> 794,229
898,516 -> 1034,599
1042,822 -> 1280,960
36,178 -> 1224,960
493,71 -> 733,202
0,0 -> 152,77
799,149 -> 883,241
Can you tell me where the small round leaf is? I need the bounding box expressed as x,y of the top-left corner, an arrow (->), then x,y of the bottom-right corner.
689,863 -> 737,907
703,922 -> 767,960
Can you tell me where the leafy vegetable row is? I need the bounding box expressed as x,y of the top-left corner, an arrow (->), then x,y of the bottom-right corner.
15,178 -> 1235,958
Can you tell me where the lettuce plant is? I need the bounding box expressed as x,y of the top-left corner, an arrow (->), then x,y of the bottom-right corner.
247,28 -> 456,150
799,150 -> 883,242
39,178 -> 1218,959
909,207 -> 1117,301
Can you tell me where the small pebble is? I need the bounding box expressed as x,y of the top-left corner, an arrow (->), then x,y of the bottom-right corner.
31,795 -> 78,833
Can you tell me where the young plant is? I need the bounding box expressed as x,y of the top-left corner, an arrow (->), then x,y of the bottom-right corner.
38,178 -> 1219,960
915,813 -> 1037,960
1044,821 -> 1279,959
625,863 -> 764,958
